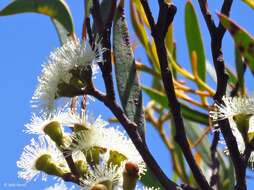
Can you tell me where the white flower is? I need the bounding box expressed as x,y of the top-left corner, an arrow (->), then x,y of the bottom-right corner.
62,111 -> 108,128
67,113 -> 146,175
32,39 -> 103,111
24,111 -> 66,136
80,164 -> 122,190
17,136 -> 67,181
101,127 -> 146,175
210,96 -> 254,168
224,117 -> 254,169
66,114 -> 108,156
209,96 -> 254,121
44,180 -> 74,190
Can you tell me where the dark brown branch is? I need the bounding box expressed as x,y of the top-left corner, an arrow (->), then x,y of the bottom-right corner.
243,144 -> 252,166
63,150 -> 79,177
87,86 -> 184,190
59,150 -> 81,185
197,1 -> 248,190
91,0 -> 104,33
89,1 -> 187,189
91,0 -> 116,99
217,0 -> 234,36
140,1 -> 212,190
210,130 -> 220,189
62,172 -> 80,185
197,0 -> 216,37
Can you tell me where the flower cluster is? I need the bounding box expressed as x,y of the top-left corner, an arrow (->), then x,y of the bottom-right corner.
32,39 -> 104,111
17,39 -> 149,190
209,96 -> 254,168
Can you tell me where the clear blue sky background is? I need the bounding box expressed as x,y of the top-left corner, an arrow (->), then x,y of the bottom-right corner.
0,0 -> 254,189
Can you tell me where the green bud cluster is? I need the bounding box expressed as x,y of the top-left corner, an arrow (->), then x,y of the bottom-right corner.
35,154 -> 64,177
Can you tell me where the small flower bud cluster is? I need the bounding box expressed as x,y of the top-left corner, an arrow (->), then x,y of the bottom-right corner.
17,39 -> 151,190
32,38 -> 104,111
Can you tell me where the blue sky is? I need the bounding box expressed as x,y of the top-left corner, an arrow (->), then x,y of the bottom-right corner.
0,0 -> 254,189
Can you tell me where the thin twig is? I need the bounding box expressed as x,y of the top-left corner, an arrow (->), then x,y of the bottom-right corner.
62,172 -> 80,185
210,130 -> 220,190
140,1 -> 212,189
87,86 -> 183,190
91,0 -> 116,99
62,150 -> 80,178
197,1 -> 248,190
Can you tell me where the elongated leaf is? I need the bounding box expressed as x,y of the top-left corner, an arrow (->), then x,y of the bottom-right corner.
0,0 -> 74,34
130,0 -> 149,48
142,86 -> 209,125
140,169 -> 163,189
113,3 -> 145,138
206,60 -> 217,82
218,13 -> 254,74
85,0 -> 92,18
51,18 -> 69,44
217,152 -> 235,190
235,46 -> 246,94
130,0 -> 160,72
207,59 -> 238,86
185,1 -> 206,84
242,0 -> 254,9
226,67 -> 238,85
184,120 -> 211,165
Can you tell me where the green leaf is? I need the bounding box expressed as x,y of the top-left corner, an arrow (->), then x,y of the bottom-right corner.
0,0 -> 74,34
130,0 -> 160,73
206,60 -> 238,86
242,0 -> 254,9
85,0 -> 92,18
185,1 -> 206,85
51,18 -> 69,45
184,120 -> 211,165
217,152 -> 235,190
218,13 -> 254,74
226,67 -> 238,85
235,46 -> 246,94
142,86 -> 209,125
113,3 -> 145,139
140,169 -> 163,189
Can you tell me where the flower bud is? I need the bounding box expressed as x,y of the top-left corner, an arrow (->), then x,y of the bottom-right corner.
35,154 -> 64,177
107,150 -> 127,166
91,184 -> 108,190
123,161 -> 139,190
57,67 -> 92,98
75,160 -> 88,176
57,80 -> 84,98
233,114 -> 252,144
98,180 -> 112,190
43,121 -> 64,146
86,147 -> 107,166
248,116 -> 254,143
73,124 -> 88,132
